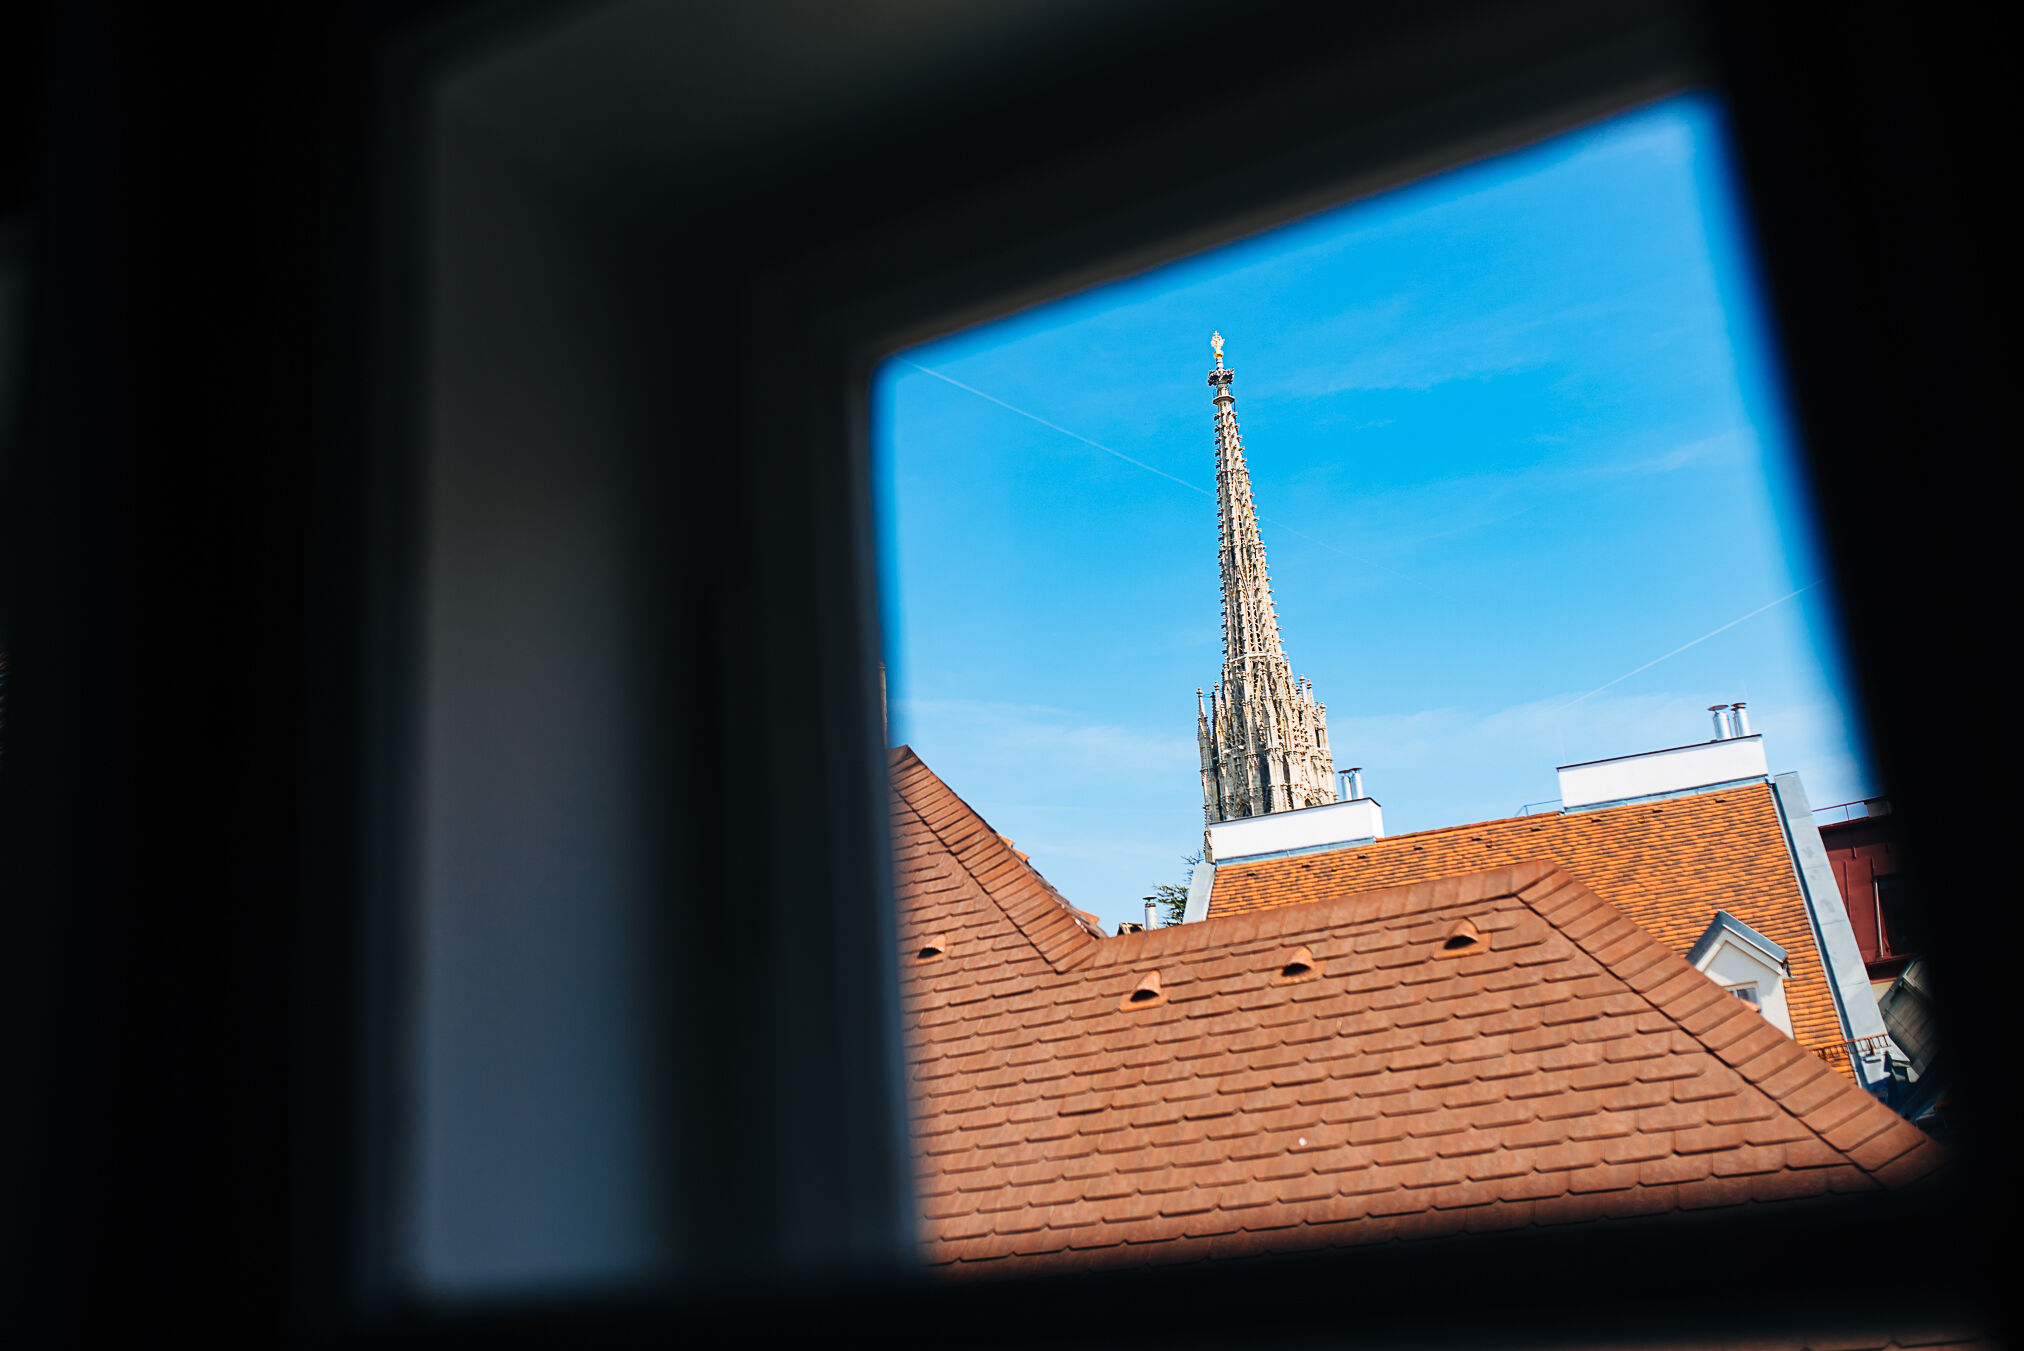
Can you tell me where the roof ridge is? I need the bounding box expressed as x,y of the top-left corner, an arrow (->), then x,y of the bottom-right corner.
1127,862 -> 1544,959
1511,865 -> 1943,1190
1309,781 -> 1775,851
891,746 -> 1103,972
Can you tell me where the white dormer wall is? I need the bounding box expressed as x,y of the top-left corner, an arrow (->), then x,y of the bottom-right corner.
1693,934 -> 1794,1038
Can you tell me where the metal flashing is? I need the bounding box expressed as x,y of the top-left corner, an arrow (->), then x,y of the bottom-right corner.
1687,909 -> 1789,971
1181,857 -> 1215,924
1769,771 -> 1894,1091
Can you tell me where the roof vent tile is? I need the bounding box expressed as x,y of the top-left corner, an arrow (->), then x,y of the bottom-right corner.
1120,970 -> 1165,1011
1434,919 -> 1482,959
1272,945 -> 1318,985
916,934 -> 949,962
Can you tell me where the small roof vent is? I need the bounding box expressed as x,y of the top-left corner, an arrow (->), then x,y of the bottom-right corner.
1434,919 -> 1482,959
915,934 -> 948,963
1272,945 -> 1318,985
1120,970 -> 1165,1011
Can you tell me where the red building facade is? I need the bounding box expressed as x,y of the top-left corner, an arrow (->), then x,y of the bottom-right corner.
1818,799 -> 1922,993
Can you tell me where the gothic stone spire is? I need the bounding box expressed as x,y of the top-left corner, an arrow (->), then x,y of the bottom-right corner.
1196,333 -> 1338,826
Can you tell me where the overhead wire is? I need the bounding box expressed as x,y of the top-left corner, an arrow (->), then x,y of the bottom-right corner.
901,359 -> 1428,588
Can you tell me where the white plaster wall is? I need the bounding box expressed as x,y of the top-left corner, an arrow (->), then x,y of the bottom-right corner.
411,102 -> 675,1295
1209,797 -> 1384,862
1697,941 -> 1793,1037
1558,736 -> 1768,809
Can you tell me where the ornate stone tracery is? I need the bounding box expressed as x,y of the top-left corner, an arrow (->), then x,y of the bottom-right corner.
1195,333 -> 1338,825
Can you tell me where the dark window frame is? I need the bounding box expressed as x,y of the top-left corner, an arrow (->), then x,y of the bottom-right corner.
5,0 -> 2007,1344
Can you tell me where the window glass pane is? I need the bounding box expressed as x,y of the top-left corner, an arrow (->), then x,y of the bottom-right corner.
1876,873 -> 1926,957
875,92 -> 1936,1277
878,95 -> 1869,928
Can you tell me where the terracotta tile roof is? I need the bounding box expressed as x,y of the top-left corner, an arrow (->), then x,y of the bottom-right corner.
1208,786 -> 1853,1077
891,747 -> 1940,1275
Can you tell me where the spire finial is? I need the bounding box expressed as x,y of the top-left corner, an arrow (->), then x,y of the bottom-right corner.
1210,331 -> 1225,367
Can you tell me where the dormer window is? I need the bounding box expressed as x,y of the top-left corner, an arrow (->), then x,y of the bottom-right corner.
1687,911 -> 1792,1037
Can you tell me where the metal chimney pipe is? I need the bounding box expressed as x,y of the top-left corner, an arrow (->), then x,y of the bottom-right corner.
1347,767 -> 1365,799
1708,705 -> 1731,740
1144,897 -> 1158,930
1731,701 -> 1752,737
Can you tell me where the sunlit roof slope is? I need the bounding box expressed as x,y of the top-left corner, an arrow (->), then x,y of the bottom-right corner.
1208,786 -> 1850,1076
891,748 -> 1939,1276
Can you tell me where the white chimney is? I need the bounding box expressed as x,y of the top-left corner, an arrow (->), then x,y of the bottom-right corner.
1708,704 -> 1731,740
1144,897 -> 1157,930
1730,701 -> 1752,737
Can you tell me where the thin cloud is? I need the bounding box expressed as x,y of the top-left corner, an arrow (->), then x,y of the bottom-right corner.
1330,684 -> 1866,828
1266,427 -> 1757,564
1333,690 -> 1687,772
897,697 -> 1198,776
1560,584 -> 1814,711
1574,429 -> 1754,481
899,358 -> 1436,592
1251,273 -> 1713,400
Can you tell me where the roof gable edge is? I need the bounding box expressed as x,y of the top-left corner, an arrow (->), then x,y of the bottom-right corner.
1510,867 -> 1941,1189
890,746 -> 1103,972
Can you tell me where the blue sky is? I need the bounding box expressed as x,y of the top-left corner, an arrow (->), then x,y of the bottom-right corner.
872,94 -> 1876,932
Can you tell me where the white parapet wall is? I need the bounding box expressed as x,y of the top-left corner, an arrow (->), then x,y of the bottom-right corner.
1557,735 -> 1768,810
1208,797 -> 1385,863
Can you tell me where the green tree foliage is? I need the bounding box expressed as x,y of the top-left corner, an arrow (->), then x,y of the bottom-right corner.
1144,851 -> 1203,926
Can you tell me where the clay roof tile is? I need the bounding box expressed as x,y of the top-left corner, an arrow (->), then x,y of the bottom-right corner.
1208,785 -> 1852,1076
890,749 -> 1939,1276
